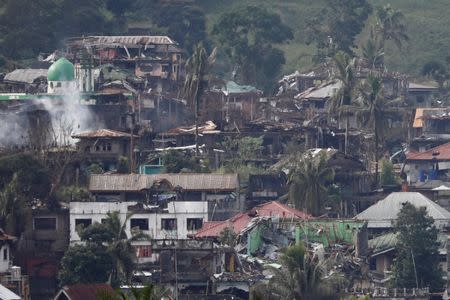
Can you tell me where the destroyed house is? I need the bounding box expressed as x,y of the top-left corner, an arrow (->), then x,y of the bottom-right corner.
204,81 -> 263,128
1,69 -> 48,93
70,200 -> 209,241
89,173 -> 242,220
246,173 -> 287,209
16,208 -> 69,299
72,129 -> 139,171
412,108 -> 450,151
407,82 -> 438,107
65,36 -> 183,92
403,142 -> 450,185
131,240 -> 250,298
193,201 -> 310,239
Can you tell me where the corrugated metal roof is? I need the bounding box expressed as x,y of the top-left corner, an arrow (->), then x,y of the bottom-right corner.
222,81 -> 262,96
413,108 -> 445,128
89,173 -> 239,192
295,81 -> 341,100
68,36 -> 176,47
72,129 -> 138,139
58,284 -> 115,300
406,141 -> 450,161
355,192 -> 450,228
4,69 -> 47,84
0,284 -> 21,300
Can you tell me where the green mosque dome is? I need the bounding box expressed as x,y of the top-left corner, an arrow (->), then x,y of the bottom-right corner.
47,57 -> 75,81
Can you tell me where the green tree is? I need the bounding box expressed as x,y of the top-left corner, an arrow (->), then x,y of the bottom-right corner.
380,158 -> 397,186
330,51 -> 358,154
374,4 -> 409,54
0,0 -> 111,59
361,31 -> 384,69
356,74 -> 400,186
212,6 -> 293,91
268,244 -> 336,299
59,244 -> 113,286
421,61 -> 448,90
149,3 -> 208,54
218,227 -> 237,247
392,203 -> 444,292
76,211 -> 148,286
183,43 -> 217,156
162,151 -> 206,173
289,152 -> 334,216
306,0 -> 372,59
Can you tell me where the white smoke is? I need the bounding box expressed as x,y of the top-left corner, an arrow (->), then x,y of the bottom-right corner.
35,86 -> 98,146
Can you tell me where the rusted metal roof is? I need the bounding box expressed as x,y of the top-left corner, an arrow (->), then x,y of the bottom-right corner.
413,108 -> 450,128
56,284 -> 114,300
89,173 -> 239,192
406,141 -> 450,161
72,129 -> 138,139
67,35 -> 177,47
4,69 -> 47,84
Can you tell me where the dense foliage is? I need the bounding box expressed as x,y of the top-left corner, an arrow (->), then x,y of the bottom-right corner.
212,6 -> 293,91
392,203 -> 444,292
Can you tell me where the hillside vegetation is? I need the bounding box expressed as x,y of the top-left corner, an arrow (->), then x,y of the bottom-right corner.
198,0 -> 450,77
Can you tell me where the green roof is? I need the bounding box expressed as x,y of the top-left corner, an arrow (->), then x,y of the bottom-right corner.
47,58 -> 74,81
224,81 -> 261,95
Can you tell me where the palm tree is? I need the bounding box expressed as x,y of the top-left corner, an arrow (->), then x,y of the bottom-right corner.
78,212 -> 149,285
268,244 -> 335,300
361,30 -> 384,70
356,74 -> 400,186
183,43 -> 217,156
289,152 -> 334,216
374,4 -> 409,56
330,51 -> 358,154
102,211 -> 144,284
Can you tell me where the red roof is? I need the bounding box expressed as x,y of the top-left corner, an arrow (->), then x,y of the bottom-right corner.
406,142 -> 450,161
194,201 -> 310,238
56,284 -> 115,300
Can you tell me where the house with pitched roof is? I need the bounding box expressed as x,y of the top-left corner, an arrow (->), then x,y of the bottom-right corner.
355,192 -> 450,232
403,141 -> 450,187
54,284 -> 114,300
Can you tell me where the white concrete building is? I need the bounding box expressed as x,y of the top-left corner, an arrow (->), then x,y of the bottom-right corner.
0,230 -> 15,273
69,200 -> 209,242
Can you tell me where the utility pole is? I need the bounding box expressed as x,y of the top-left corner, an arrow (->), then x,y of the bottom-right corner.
411,249 -> 419,289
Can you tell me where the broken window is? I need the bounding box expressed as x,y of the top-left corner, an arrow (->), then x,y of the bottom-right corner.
161,218 -> 177,231
75,218 -> 92,229
161,65 -> 170,73
34,217 -> 57,230
187,218 -> 203,231
130,218 -> 149,230
3,248 -> 7,261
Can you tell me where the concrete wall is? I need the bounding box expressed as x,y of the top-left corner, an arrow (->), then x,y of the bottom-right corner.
0,244 -> 10,272
69,201 -> 209,242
